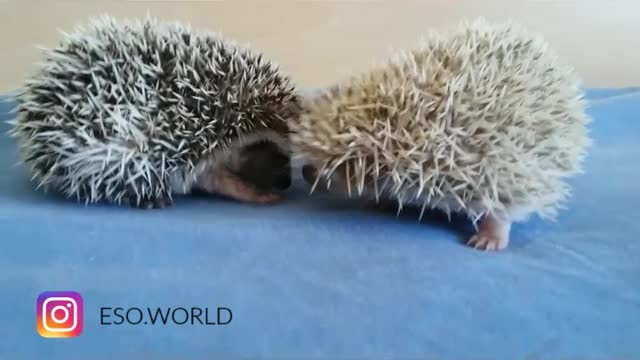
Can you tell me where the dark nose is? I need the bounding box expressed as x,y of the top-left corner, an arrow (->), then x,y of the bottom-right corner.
302,164 -> 318,185
274,171 -> 292,190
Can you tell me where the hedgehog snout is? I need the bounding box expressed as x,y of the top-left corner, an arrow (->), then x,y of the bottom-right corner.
301,163 -> 346,194
233,138 -> 293,193
272,168 -> 292,190
302,164 -> 318,185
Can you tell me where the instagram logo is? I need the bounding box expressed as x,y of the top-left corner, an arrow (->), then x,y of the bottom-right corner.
36,291 -> 83,338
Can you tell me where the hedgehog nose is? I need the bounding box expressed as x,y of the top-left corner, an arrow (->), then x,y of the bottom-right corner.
302,164 -> 318,185
274,172 -> 292,190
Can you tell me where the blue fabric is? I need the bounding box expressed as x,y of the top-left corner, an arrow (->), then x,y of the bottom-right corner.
1,88 -> 639,359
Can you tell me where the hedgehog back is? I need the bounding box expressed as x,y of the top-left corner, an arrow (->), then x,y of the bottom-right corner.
11,16 -> 298,202
293,18 -> 591,221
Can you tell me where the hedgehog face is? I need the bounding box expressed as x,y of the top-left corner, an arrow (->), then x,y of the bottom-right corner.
292,87 -> 395,199
231,138 -> 292,192
301,162 -> 345,192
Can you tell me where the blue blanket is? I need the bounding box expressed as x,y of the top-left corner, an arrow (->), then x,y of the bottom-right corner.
1,88 -> 639,359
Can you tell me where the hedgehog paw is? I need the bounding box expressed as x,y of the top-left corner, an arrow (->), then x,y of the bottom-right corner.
130,195 -> 173,209
466,214 -> 511,251
467,234 -> 507,251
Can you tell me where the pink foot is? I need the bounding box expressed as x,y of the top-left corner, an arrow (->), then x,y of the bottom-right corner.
197,169 -> 284,205
466,214 -> 511,251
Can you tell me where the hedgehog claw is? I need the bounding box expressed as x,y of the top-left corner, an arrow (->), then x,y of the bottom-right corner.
467,234 -> 504,251
466,214 -> 511,251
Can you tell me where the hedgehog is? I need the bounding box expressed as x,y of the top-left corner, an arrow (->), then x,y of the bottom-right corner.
8,15 -> 300,209
291,18 -> 591,251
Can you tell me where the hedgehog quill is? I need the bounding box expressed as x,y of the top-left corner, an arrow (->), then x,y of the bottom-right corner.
9,15 -> 300,208
292,18 -> 591,251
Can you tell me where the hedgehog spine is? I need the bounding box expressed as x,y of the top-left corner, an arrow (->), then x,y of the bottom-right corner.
291,17 -> 591,250
10,14 -> 299,208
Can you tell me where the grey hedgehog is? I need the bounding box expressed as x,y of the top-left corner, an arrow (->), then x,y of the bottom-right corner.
291,18 -> 591,251
9,15 -> 300,208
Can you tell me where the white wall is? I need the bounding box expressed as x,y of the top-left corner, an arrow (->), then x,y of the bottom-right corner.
1,0 -> 638,92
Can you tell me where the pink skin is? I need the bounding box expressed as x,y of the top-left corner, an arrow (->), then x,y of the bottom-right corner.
467,214 -> 512,251
197,168 -> 282,204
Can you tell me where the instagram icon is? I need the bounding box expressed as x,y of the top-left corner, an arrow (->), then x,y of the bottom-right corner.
36,291 -> 83,338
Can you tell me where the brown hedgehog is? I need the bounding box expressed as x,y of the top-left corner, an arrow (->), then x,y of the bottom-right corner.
290,18 -> 591,250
